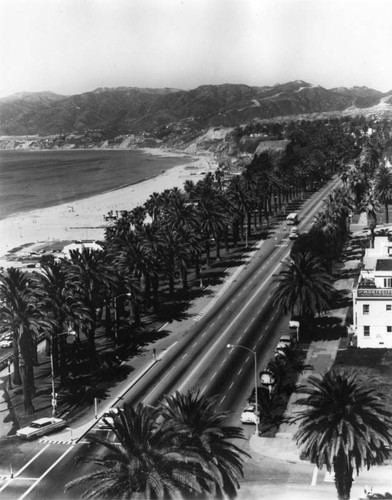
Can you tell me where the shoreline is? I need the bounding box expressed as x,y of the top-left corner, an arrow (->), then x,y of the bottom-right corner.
0,150 -> 217,263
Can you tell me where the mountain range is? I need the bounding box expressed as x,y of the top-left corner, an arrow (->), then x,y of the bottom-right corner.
1,81 -> 391,136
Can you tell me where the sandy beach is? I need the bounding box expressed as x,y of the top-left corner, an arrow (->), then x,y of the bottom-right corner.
0,151 -> 216,264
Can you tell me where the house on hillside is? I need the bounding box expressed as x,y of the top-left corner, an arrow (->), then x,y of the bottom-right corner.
352,235 -> 392,348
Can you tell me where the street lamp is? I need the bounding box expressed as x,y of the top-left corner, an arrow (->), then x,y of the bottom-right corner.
114,293 -> 132,340
50,330 -> 76,417
227,343 -> 259,436
7,359 -> 12,389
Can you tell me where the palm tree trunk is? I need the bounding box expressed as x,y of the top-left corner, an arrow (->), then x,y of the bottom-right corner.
247,211 -> 252,237
181,264 -> 188,291
12,328 -> 22,386
205,241 -> 211,267
215,238 -> 221,260
87,311 -> 98,368
18,328 -> 35,413
52,334 -> 59,374
385,202 -> 389,224
224,227 -> 230,252
132,302 -> 141,326
333,455 -> 353,500
19,363 -> 35,414
105,300 -> 111,334
152,276 -> 159,313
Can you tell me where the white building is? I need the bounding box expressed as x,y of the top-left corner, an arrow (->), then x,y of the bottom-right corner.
353,235 -> 392,348
62,241 -> 103,259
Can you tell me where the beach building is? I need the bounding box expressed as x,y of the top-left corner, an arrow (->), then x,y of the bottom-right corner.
62,241 -> 103,259
352,234 -> 392,348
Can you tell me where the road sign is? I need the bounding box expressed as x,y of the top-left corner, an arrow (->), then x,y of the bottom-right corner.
51,399 -> 57,407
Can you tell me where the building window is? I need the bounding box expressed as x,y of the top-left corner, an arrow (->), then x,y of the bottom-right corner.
387,305 -> 392,311
364,326 -> 370,337
388,326 -> 392,333
384,278 -> 392,288
363,304 -> 370,315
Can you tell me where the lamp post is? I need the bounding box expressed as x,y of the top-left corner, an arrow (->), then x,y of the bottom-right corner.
227,343 -> 259,436
114,293 -> 132,341
50,330 -> 76,417
7,359 -> 12,389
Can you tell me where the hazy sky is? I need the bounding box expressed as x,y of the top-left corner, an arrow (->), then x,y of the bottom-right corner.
1,0 -> 391,98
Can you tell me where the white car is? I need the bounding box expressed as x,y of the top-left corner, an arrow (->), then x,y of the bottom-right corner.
240,404 -> 259,424
289,226 -> 299,240
16,417 -> 67,440
260,370 -> 276,391
279,334 -> 295,348
289,319 -> 300,329
98,408 -> 123,429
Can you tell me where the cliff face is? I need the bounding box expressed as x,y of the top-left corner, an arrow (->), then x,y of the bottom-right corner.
1,81 -> 390,137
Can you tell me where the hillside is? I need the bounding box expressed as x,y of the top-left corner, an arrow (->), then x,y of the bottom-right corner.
1,81 -> 391,138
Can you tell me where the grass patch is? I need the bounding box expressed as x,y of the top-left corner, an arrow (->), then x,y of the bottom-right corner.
334,348 -> 392,411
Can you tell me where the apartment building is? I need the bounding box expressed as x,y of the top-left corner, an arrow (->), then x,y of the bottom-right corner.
352,234 -> 392,348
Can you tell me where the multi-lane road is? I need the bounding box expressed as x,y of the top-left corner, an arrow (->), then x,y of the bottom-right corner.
0,179 -> 341,499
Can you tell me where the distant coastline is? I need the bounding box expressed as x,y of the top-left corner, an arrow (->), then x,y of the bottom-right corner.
0,147 -> 194,221
0,149 -> 217,262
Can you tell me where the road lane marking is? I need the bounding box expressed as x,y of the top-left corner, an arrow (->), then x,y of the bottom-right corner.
18,446 -> 74,500
177,243 -> 291,392
142,366 -> 176,403
0,444 -> 51,493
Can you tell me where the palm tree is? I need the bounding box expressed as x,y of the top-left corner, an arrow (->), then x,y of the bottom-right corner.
33,259 -> 88,380
161,390 -> 249,498
0,268 -> 52,413
293,369 -> 392,500
359,186 -> 381,248
66,403 -> 213,499
272,251 -> 335,335
68,248 -> 115,364
374,163 -> 392,224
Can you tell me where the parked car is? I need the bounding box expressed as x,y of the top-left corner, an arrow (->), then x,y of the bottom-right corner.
289,226 -> 299,240
278,334 -> 295,348
289,318 -> 300,329
16,417 -> 67,440
259,369 -> 276,391
98,408 -> 124,429
240,404 -> 259,424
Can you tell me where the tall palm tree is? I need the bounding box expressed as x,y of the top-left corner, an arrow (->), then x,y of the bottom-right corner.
68,248 -> 115,363
0,268 -> 52,413
33,259 -> 88,380
374,163 -> 392,224
66,403 -> 213,499
272,251 -> 335,335
161,390 -> 249,498
293,369 -> 392,500
359,186 -> 381,248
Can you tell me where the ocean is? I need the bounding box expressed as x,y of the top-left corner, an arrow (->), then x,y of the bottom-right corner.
0,149 -> 192,220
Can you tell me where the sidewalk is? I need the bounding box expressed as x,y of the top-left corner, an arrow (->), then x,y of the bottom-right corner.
249,229 -> 365,462
249,338 -> 342,462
